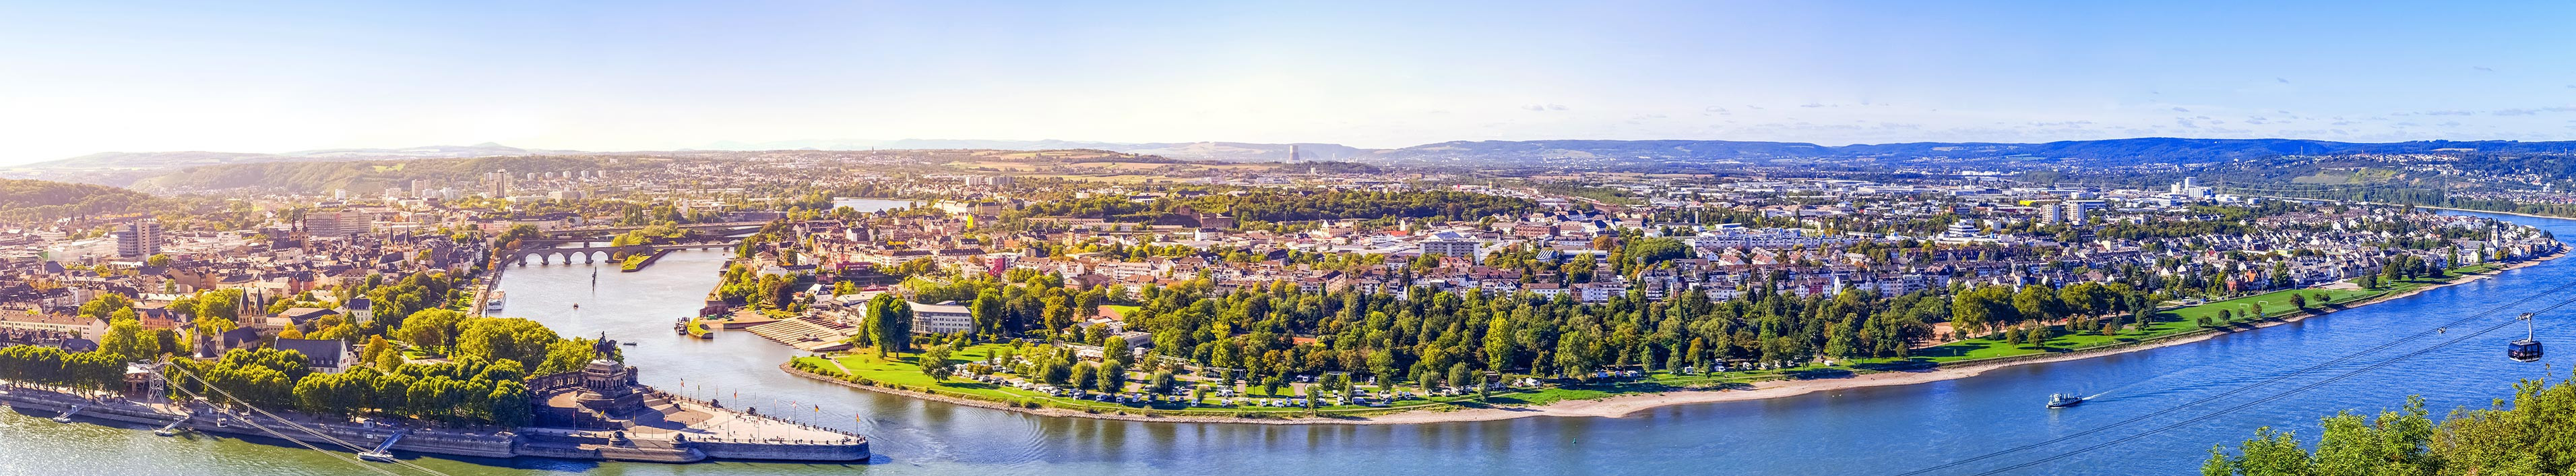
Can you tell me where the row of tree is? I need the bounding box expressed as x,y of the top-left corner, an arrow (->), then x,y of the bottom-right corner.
867,255 -> 2205,390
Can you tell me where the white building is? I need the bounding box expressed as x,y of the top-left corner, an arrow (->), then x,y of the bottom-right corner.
908,301 -> 974,334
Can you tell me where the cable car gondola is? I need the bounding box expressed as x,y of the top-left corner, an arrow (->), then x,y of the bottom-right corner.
2510,312 -> 2544,363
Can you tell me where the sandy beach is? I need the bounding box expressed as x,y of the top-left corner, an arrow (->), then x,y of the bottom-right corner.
788,251 -> 2563,425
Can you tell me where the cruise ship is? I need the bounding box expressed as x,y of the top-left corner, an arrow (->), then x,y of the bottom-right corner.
486,290 -> 506,312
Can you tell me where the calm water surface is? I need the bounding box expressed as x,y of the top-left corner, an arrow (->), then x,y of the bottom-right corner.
5,208 -> 2573,475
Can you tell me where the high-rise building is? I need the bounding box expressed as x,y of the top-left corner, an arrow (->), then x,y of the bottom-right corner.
2063,200 -> 2107,224
485,169 -> 513,197
116,219 -> 161,258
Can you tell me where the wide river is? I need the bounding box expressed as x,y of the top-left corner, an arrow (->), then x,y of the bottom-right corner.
7,205 -> 2573,475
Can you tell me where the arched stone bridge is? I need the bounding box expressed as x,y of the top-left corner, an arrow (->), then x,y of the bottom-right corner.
508,241 -> 740,266
540,221 -> 770,239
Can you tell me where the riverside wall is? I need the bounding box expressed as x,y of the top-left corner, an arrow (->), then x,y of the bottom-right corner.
0,384 -> 867,465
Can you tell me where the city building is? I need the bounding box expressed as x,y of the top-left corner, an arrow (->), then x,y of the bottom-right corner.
115,219 -> 160,258
908,301 -> 973,334
1420,233 -> 1482,258
485,169 -> 514,197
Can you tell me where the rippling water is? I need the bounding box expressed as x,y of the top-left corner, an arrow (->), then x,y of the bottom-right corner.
7,208 -> 2572,475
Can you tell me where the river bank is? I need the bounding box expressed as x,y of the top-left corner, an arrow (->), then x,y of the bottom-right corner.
1377,249 -> 2567,423
785,250 -> 2565,425
0,382 -> 869,465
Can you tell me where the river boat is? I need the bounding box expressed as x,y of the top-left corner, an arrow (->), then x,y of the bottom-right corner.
2046,393 -> 2084,409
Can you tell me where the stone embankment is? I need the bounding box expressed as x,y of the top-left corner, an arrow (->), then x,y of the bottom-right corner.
0,384 -> 867,464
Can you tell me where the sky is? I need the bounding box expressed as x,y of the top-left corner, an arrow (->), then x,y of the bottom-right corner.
5,0 -> 2576,165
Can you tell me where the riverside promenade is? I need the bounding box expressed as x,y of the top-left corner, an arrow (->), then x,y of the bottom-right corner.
0,382 -> 867,464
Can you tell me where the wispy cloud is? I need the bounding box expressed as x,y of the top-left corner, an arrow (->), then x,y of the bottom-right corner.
2493,107 -> 2576,116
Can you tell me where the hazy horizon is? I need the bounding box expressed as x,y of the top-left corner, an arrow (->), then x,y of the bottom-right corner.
7,0 -> 2576,165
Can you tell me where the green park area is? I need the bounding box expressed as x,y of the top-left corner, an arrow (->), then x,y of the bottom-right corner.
788,262 -> 2517,417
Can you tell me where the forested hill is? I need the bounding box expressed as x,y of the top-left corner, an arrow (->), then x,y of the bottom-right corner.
0,178 -> 159,222
1359,138 -> 2576,168
129,155 -> 660,194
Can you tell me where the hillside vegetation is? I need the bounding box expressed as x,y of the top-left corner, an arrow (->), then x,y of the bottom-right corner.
0,179 -> 160,222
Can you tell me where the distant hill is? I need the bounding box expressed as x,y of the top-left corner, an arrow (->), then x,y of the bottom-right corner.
0,178 -> 159,222
695,139 -> 1366,162
21,150 -> 294,171
129,155 -> 654,194
1360,138 -> 2576,167
9,143 -> 579,173
28,137 -> 2576,187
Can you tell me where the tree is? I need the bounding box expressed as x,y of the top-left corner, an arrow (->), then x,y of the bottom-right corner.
494,224 -> 542,250
2013,285 -> 2065,324
920,346 -> 954,382
1100,334 -> 1132,366
1625,237 -> 1691,266
99,318 -> 156,361
1148,369 -> 1176,394
1484,317 -> 1515,371
1071,362 -> 1098,393
453,318 -> 561,367
970,289 -> 1005,338
1098,361 -> 1127,393
195,289 -> 244,323
1952,285 -> 2019,336
77,293 -> 133,319
866,294 -> 914,356
2289,293 -> 2308,311
1447,362 -> 1472,391
145,254 -> 172,267
1040,295 -> 1073,336
358,336 -> 394,368
396,308 -> 468,350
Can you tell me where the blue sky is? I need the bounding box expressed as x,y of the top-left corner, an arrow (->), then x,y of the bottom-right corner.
3,1 -> 2574,164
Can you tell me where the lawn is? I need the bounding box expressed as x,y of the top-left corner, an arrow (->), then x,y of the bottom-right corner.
794,344 -> 1567,417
